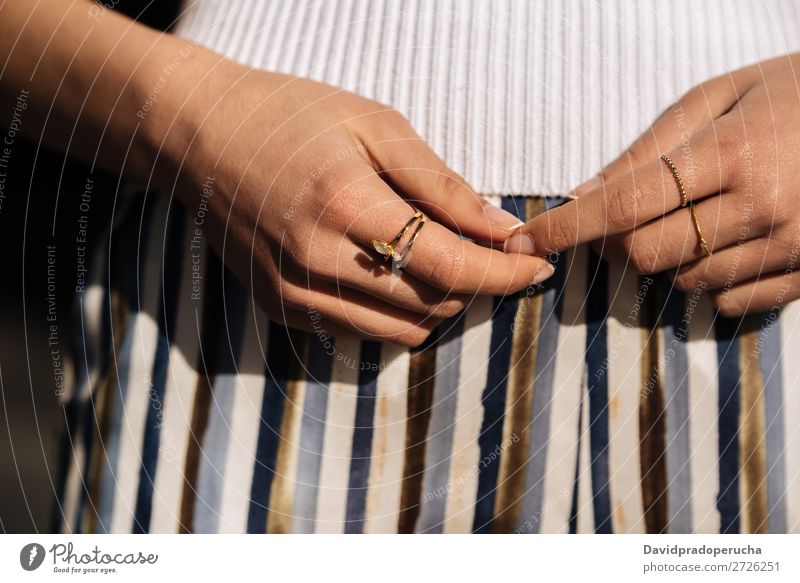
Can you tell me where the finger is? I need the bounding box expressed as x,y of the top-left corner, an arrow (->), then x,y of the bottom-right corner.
674,235 -> 800,292
278,306 -> 351,337
327,170 -> 555,294
266,267 -> 442,347
573,66 -> 761,197
710,270 -> 800,318
615,190 -> 765,274
360,116 -> 524,241
277,304 -> 440,348
506,117 -> 740,257
297,228 -> 471,317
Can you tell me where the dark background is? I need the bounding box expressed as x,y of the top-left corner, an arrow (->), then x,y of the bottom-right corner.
0,0 -> 180,533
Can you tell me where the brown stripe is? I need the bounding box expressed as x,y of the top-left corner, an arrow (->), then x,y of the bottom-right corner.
266,332 -> 309,534
738,316 -> 768,534
397,345 -> 437,533
638,278 -> 668,533
492,198 -> 546,533
177,251 -> 222,533
82,281 -> 129,533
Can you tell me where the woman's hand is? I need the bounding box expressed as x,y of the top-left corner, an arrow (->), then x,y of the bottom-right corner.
504,54 -> 800,317
158,61 -> 554,346
1,0 -> 554,347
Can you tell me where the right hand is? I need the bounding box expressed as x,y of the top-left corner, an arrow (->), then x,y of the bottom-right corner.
158,60 -> 555,346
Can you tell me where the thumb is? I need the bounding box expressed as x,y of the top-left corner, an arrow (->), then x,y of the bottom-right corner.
360,125 -> 523,243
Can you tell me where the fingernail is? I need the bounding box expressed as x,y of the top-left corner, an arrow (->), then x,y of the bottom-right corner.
571,174 -> 603,198
532,262 -> 556,285
503,231 -> 536,255
483,202 -> 524,230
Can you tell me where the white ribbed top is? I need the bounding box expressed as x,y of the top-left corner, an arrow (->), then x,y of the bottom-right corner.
175,0 -> 800,196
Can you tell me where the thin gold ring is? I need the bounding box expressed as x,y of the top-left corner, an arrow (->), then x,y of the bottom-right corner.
662,153 -> 711,256
660,154 -> 689,207
690,206 -> 713,257
371,208 -> 427,268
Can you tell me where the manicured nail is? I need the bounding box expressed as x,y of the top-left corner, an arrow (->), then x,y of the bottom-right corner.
503,231 -> 536,255
531,262 -> 556,285
483,202 -> 524,230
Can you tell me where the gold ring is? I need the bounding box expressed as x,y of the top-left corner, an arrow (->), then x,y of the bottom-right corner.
371,208 -> 427,268
689,206 -> 713,257
662,154 -> 711,256
660,154 -> 689,207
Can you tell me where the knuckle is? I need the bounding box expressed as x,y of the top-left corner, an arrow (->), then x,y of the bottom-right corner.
437,172 -> 468,203
394,327 -> 431,348
674,271 -> 699,292
431,298 -> 465,318
619,231 -> 636,255
713,293 -> 744,318
628,236 -> 661,274
770,199 -> 792,226
386,107 -> 408,125
751,194 -> 788,228
280,232 -> 313,273
542,211 -> 577,253
373,107 -> 409,133
605,181 -> 641,230
319,170 -> 355,203
679,85 -> 702,105
710,123 -> 744,181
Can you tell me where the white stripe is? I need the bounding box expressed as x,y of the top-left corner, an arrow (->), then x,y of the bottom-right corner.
217,304 -> 271,533
109,197 -> 169,533
605,265 -> 645,533
148,235 -> 205,533
363,343 -> 410,534
314,333 -> 361,533
539,245 -> 588,533
686,293 -> 721,534
779,301 -> 800,532
442,296 -> 493,533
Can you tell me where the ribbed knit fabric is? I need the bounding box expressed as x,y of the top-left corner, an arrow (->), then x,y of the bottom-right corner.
175,0 -> 800,196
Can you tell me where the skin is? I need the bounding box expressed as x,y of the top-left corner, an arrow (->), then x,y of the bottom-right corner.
0,0 -> 554,347
507,54 -> 800,317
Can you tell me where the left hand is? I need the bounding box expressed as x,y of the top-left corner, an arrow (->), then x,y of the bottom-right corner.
505,53 -> 800,316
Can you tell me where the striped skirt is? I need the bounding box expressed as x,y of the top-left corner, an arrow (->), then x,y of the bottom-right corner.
56,190 -> 800,534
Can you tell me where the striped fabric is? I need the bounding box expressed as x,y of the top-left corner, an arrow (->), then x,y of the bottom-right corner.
55,191 -> 800,534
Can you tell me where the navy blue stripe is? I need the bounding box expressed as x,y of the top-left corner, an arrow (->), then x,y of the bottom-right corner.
246,322 -> 291,533
215,273 -> 248,374
133,201 -> 185,533
344,341 -> 382,533
471,196 -> 526,533
715,315 -> 741,534
584,250 -> 612,533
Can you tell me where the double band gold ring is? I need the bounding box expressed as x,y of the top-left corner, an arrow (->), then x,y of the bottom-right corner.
661,154 -> 712,257
371,207 -> 427,268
